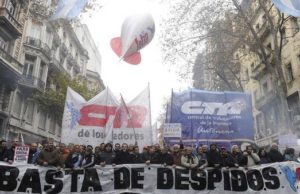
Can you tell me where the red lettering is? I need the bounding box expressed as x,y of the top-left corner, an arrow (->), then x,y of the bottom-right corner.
78,105 -> 116,127
113,105 -> 148,128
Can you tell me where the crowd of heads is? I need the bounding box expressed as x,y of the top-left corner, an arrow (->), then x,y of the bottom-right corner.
0,139 -> 297,169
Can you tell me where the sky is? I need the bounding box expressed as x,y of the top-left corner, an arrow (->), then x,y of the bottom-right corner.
83,0 -> 189,123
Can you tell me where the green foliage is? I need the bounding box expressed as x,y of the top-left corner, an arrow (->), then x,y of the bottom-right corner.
33,74 -> 101,125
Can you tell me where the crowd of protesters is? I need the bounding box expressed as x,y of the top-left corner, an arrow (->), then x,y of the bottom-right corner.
0,139 -> 298,169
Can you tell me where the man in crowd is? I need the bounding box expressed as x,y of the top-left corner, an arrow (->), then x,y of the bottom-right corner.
172,144 -> 182,166
28,143 -> 40,164
206,144 -> 222,168
65,145 -> 83,169
243,145 -> 260,166
115,143 -> 130,164
100,143 -> 116,166
37,141 -> 63,168
82,145 -> 95,168
3,139 -> 19,164
0,140 -> 7,161
158,147 -> 174,166
231,145 -> 247,166
268,143 -> 284,162
181,147 -> 199,169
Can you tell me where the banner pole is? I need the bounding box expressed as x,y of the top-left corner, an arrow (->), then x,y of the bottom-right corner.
120,94 -> 138,146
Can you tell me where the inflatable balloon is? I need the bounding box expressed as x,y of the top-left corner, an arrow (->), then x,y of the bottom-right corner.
110,14 -> 155,65
272,0 -> 300,17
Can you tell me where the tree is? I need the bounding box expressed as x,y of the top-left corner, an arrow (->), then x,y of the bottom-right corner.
161,0 -> 293,136
33,73 -> 101,125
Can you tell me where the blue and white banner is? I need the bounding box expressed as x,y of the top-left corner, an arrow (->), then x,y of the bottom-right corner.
50,0 -> 88,20
166,89 -> 254,146
273,0 -> 300,17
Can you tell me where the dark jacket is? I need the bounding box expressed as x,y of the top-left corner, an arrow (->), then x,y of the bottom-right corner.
101,151 -> 116,165
128,153 -> 144,164
115,150 -> 130,164
232,152 -> 247,166
221,152 -> 238,167
142,152 -> 160,164
3,147 -> 14,162
82,153 -> 95,168
268,149 -> 284,162
158,153 -> 174,166
207,150 -> 222,167
0,147 -> 7,161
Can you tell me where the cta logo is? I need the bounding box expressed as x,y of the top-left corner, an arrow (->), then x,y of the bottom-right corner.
78,105 -> 148,128
181,100 -> 246,115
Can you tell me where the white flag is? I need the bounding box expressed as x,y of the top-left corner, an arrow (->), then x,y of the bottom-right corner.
112,86 -> 152,147
273,0 -> 300,17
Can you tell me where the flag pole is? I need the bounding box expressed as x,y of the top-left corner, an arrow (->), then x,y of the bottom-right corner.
104,87 -> 109,143
120,94 -> 138,146
147,83 -> 152,127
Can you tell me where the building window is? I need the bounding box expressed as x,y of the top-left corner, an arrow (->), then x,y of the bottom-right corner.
286,63 -> 294,82
0,37 -> 7,51
30,22 -> 42,39
39,62 -> 46,80
25,101 -> 34,124
49,116 -> 56,134
13,92 -> 22,118
23,55 -> 36,77
38,111 -> 47,129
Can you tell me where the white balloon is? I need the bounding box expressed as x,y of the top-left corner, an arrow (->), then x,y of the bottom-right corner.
120,14 -> 155,57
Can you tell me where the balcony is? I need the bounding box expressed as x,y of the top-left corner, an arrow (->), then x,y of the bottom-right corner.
18,74 -> 45,92
0,46 -> 22,74
24,37 -> 52,59
49,54 -> 67,74
255,90 -> 277,109
250,62 -> 266,79
0,0 -> 22,40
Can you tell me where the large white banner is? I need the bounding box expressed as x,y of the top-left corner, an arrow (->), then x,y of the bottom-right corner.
61,87 -> 152,147
0,161 -> 299,193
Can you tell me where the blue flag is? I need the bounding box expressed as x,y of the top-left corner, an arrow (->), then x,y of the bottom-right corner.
273,0 -> 300,17
50,0 -> 88,20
